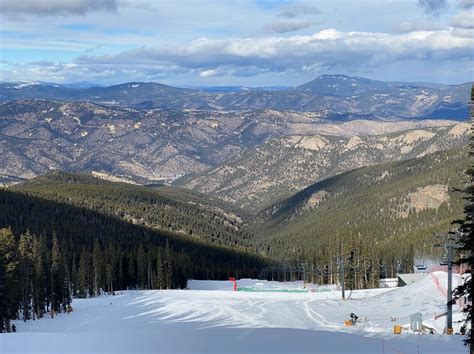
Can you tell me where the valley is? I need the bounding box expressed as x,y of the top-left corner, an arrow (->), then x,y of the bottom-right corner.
0,98 -> 468,189
1,2 -> 473,352
181,123 -> 469,211
248,147 -> 469,280
0,75 -> 471,272
0,77 -> 471,346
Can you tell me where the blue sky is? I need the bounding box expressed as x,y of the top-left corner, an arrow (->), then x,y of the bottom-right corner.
0,0 -> 473,86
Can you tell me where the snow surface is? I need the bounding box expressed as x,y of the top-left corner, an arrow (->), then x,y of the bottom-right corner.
0,271 -> 467,353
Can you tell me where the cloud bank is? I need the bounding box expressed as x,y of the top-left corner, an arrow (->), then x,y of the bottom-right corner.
74,28 -> 473,76
0,1 -> 472,85
0,0 -> 118,16
3,27 -> 471,84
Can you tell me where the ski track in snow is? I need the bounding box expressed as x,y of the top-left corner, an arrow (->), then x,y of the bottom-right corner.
0,272 -> 468,354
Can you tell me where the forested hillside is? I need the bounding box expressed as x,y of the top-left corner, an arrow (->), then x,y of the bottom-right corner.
0,176 -> 266,331
10,172 -> 253,249
249,147 -> 469,287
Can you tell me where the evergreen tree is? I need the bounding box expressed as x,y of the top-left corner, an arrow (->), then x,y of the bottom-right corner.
0,228 -> 21,332
18,230 -> 34,321
77,248 -> 91,298
136,245 -> 147,289
0,228 -> 19,331
0,239 -> 6,331
32,236 -> 47,319
51,234 -> 65,313
92,239 -> 104,295
127,251 -> 137,289
453,86 -> 473,351
164,241 -> 174,289
155,249 -> 165,290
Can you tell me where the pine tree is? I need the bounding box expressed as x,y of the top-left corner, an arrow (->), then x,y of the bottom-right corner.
137,245 -> 147,289
127,253 -> 137,289
51,234 -> 65,313
77,248 -> 91,298
105,242 -> 117,294
118,250 -> 127,291
0,229 -> 19,331
2,228 -> 20,331
453,86 -> 474,352
32,236 -> 47,319
70,254 -> 78,300
0,242 -> 6,331
164,241 -> 174,289
18,230 -> 34,321
155,249 -> 165,289
92,239 -> 104,296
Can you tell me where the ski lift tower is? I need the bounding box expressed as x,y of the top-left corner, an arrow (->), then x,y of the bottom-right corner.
433,231 -> 462,333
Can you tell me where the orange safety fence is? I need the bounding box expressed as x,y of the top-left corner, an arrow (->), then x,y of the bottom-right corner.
430,272 -> 466,309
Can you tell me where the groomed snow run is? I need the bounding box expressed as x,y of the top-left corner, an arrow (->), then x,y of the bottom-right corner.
1,271 -> 467,354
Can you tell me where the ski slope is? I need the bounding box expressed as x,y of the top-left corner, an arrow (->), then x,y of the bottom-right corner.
1,272 -> 467,354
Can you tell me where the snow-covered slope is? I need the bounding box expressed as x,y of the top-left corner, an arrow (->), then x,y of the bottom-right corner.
1,272 -> 467,354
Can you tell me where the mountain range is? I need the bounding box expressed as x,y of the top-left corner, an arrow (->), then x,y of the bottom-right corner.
180,123 -> 470,211
0,98 -> 468,191
2,145 -> 468,270
1,75 -> 471,119
0,75 -> 471,269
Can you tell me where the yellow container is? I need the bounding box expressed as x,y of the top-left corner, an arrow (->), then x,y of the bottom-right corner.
393,325 -> 402,334
344,320 -> 353,326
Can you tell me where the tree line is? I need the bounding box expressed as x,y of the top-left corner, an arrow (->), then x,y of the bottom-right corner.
0,189 -> 266,333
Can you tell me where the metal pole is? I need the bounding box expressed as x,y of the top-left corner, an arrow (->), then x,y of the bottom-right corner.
447,243 -> 453,331
339,238 -> 345,300
434,231 -> 461,334
340,256 -> 345,300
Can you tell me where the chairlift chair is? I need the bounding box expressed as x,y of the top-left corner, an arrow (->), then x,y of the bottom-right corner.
415,260 -> 427,271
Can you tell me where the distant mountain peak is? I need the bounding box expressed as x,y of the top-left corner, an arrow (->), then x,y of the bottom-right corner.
297,75 -> 392,96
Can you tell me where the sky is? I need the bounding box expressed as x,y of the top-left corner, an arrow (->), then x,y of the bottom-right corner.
0,0 -> 473,86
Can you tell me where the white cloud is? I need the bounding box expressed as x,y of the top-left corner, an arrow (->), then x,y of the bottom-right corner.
452,10 -> 474,28
2,27 -> 472,84
75,28 -> 473,70
0,0 -> 118,16
0,2 -> 472,85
